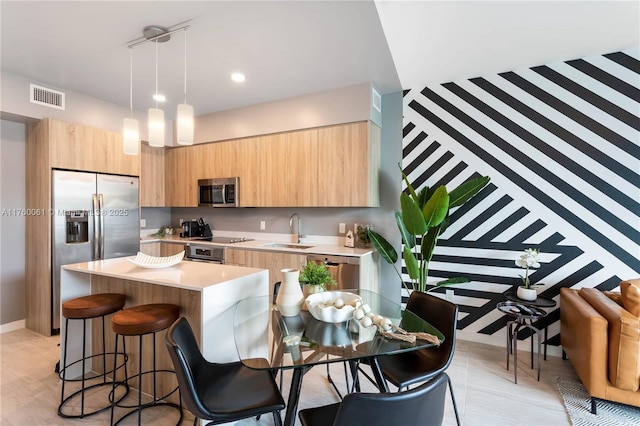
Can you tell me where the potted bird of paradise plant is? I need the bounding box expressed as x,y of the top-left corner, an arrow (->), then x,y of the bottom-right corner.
367,164 -> 490,295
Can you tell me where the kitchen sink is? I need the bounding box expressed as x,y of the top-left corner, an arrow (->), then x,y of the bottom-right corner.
262,243 -> 315,249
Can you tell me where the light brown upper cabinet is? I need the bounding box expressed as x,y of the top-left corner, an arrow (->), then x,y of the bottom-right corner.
164,145 -> 197,207
287,129 -> 319,207
163,120 -> 380,207
49,118 -> 140,176
235,137 -> 262,206
316,121 -> 380,207
140,144 -> 165,207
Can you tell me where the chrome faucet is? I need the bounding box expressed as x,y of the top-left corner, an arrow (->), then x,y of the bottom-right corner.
289,213 -> 303,243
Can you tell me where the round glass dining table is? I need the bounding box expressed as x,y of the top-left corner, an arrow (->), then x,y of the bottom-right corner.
233,289 -> 443,426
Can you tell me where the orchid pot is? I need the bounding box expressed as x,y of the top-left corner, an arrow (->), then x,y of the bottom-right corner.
517,286 -> 537,301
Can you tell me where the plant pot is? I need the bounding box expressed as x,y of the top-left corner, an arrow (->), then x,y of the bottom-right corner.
302,284 -> 324,310
276,269 -> 304,317
517,286 -> 537,301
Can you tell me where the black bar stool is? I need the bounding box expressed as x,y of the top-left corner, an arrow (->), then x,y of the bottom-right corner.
110,303 -> 182,426
58,293 -> 129,419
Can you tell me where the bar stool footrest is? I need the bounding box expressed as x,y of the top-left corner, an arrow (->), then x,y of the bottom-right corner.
112,401 -> 183,426
111,369 -> 180,410
58,351 -> 128,382
58,380 -> 130,419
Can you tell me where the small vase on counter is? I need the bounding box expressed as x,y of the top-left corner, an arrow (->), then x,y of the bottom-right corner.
276,268 -> 304,317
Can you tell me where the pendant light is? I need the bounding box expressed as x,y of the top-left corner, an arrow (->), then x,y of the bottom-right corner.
176,30 -> 194,145
125,24 -> 191,150
148,38 -> 165,147
123,48 -> 140,155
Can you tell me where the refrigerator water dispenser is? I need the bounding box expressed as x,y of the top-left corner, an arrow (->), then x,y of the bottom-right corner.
65,210 -> 89,244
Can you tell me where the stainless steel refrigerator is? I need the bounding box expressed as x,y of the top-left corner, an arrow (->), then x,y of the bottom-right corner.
52,170 -> 140,330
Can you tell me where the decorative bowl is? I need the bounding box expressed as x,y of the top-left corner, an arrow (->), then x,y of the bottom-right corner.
305,291 -> 362,323
127,251 -> 184,269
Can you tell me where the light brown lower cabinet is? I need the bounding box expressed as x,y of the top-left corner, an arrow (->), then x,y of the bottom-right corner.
226,249 -> 306,296
139,241 -> 185,257
139,241 -> 161,256
161,242 -> 186,256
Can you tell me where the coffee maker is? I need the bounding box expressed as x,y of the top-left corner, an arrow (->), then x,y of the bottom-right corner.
181,220 -> 200,238
180,218 -> 212,238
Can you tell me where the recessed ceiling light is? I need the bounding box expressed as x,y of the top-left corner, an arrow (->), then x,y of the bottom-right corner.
153,93 -> 166,102
231,73 -> 246,83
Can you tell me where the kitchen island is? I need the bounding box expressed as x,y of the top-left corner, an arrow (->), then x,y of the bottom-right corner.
60,257 -> 269,404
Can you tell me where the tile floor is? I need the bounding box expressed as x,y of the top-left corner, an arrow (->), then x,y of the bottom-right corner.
0,327 -> 579,425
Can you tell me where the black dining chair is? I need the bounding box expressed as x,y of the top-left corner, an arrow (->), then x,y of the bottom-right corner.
298,372 -> 449,426
375,291 -> 462,426
165,317 -> 285,426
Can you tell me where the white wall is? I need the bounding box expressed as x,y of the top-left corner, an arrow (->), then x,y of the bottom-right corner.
1,71 -> 377,147
194,82 -> 379,143
0,120 -> 26,327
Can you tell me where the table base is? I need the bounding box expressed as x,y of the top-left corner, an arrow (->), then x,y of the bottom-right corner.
506,319 -> 542,384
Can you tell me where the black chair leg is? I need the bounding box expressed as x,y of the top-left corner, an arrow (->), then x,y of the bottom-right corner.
273,410 -> 283,426
446,375 -> 461,426
591,398 -> 597,414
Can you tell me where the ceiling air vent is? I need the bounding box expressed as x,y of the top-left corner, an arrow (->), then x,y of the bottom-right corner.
30,84 -> 65,110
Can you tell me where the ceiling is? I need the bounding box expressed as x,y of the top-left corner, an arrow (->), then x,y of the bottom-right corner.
1,1 -> 638,120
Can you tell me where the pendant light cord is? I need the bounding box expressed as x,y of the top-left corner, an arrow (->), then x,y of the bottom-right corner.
154,39 -> 159,108
183,30 -> 187,104
129,48 -> 133,118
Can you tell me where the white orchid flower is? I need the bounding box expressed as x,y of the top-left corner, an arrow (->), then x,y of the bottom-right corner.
516,248 -> 541,289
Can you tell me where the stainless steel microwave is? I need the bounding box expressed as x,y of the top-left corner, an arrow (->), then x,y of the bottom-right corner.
198,177 -> 239,207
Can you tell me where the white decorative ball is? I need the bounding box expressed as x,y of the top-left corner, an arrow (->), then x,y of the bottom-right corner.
360,316 -> 373,327
381,318 -> 392,331
353,308 -> 365,320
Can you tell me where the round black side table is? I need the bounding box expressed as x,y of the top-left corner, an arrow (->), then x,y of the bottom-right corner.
497,300 -> 550,384
504,292 -> 557,360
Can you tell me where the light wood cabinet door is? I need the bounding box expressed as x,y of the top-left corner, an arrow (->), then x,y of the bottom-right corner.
287,129 -> 319,207
258,133 -> 289,206
225,249 -> 305,296
160,242 -> 186,256
140,144 -> 165,207
272,252 -> 307,283
317,121 -> 379,207
140,242 -> 161,256
49,119 -> 140,176
164,146 -> 198,207
236,137 -> 262,207
205,140 -> 236,179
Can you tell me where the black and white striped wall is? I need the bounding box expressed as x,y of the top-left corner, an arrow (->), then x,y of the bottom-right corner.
401,48 -> 639,353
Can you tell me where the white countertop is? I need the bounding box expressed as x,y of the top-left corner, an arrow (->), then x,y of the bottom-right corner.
61,257 -> 267,291
140,234 -> 375,257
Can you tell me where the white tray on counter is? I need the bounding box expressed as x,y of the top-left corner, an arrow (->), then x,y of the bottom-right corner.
127,251 -> 185,269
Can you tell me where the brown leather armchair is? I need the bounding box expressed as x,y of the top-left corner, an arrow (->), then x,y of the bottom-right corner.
560,281 -> 640,413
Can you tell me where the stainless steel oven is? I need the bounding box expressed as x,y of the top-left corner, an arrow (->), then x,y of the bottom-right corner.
184,244 -> 226,264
